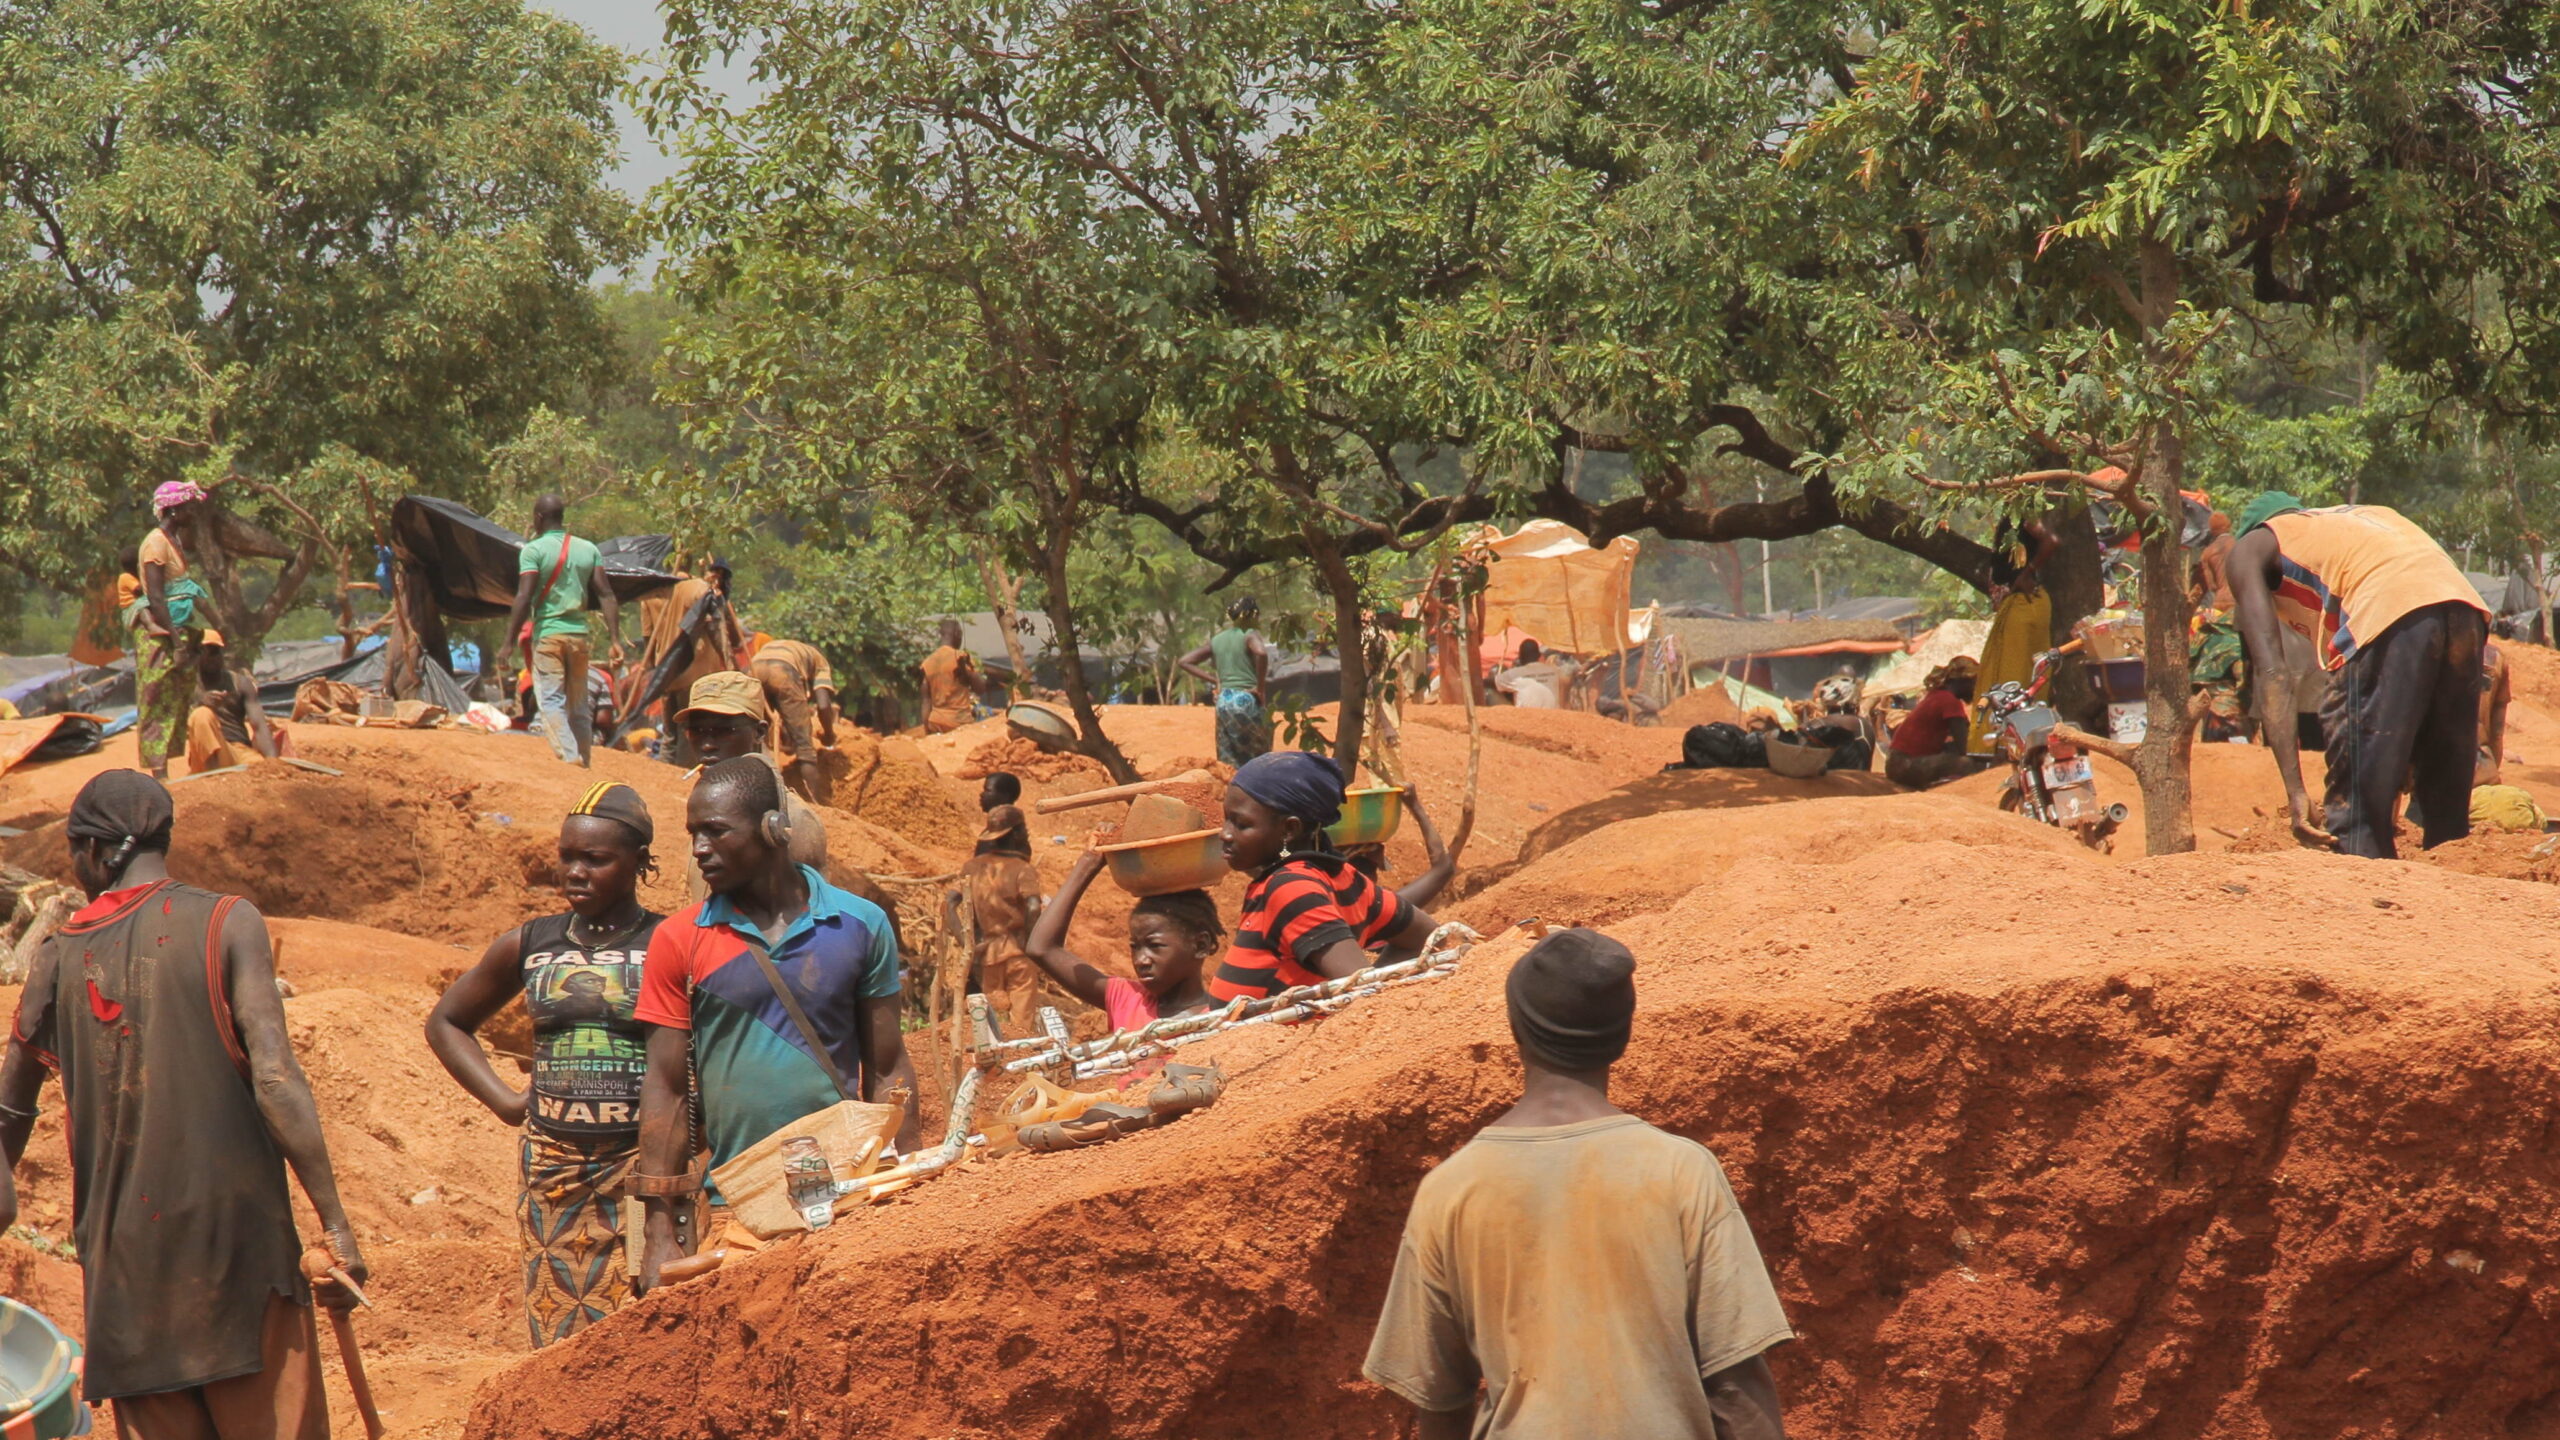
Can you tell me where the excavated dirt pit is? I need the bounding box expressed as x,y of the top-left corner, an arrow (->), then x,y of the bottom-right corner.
467,827 -> 2560,1440
0,729 -> 968,945
8,688 -> 2560,1438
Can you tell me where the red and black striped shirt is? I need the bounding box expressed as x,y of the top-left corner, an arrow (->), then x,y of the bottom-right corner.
1208,853 -> 1409,1001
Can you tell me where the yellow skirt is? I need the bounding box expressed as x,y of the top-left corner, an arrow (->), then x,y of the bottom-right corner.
1971,588 -> 2052,753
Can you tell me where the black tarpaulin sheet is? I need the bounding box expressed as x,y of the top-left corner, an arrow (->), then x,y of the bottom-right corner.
391,496 -> 679,621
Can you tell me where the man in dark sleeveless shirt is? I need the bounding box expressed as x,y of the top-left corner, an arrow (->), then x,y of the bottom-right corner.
0,770 -> 365,1438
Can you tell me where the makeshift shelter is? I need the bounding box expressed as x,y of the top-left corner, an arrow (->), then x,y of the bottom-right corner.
0,713 -> 110,780
1655,616 -> 1905,699
1804,595 -> 1928,637
1466,521 -> 1646,658
389,496 -> 681,695
0,658 -> 129,718
1862,619 -> 1992,701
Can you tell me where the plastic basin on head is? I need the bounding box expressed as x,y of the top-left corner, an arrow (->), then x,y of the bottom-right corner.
0,1296 -> 89,1439
1097,828 -> 1231,897
1326,786 -> 1405,846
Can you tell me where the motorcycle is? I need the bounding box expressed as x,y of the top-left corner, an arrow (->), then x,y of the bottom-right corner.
1981,641 -> 2129,851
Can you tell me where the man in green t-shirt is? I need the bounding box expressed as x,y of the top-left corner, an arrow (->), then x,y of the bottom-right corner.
506,493 -> 623,766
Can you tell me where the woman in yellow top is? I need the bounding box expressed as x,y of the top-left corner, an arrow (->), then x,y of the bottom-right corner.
1970,517 -> 2058,755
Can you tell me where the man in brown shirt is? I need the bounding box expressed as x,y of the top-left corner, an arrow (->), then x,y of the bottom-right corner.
1365,929 -> 1791,1439
920,618 -> 981,733
948,804 -> 1044,1035
750,636 -> 840,804
0,771 -> 366,1436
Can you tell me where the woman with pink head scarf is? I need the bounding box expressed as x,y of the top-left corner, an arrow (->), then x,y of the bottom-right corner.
129,481 -> 213,777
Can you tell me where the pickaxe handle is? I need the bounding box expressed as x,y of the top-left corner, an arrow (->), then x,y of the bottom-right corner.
302,1247 -> 385,1439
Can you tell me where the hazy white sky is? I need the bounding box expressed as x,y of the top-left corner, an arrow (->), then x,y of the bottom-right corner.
528,0 -> 757,201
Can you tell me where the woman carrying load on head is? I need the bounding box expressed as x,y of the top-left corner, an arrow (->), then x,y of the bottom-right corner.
1181,596 -> 1271,767
132,480 -> 218,779
1208,750 -> 1441,1002
426,783 -> 667,1346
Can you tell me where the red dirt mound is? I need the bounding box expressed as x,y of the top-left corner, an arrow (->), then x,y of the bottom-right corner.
955,734 -> 1109,783
1456,789 -> 2085,931
1466,765 -> 1902,891
0,730 -> 964,944
1657,685 -> 1748,729
463,837 -> 2560,1440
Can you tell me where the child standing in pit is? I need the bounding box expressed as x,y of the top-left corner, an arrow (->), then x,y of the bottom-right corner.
1023,848 -> 1221,1042
425,783 -> 664,1346
1210,751 -> 1439,1001
951,804 -> 1047,1035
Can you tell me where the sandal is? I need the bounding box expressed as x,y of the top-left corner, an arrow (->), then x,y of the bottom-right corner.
1019,1103 -> 1157,1153
1000,1074 -> 1115,1129
1146,1062 -> 1225,1122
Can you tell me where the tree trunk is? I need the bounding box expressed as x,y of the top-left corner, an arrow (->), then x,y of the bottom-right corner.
2041,499 -> 2108,729
173,505 -> 318,666
1301,521 -> 1368,778
2131,423 -> 2198,856
976,546 -> 1033,699
2496,440 -> 2553,645
1033,533 -> 1141,784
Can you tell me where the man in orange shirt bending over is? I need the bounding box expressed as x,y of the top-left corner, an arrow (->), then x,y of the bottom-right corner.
2228,493 -> 2488,858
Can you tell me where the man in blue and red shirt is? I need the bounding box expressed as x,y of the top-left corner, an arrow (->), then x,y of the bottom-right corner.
630,756 -> 917,1291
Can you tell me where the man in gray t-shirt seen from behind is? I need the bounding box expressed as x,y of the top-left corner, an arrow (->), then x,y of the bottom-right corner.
1364,927 -> 1793,1439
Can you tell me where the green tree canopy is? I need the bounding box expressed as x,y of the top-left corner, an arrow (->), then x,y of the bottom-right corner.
0,0 -> 636,652
644,0 -> 2560,844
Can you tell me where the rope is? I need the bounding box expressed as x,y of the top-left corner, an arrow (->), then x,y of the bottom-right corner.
989,922 -> 1485,1084
870,869 -> 963,887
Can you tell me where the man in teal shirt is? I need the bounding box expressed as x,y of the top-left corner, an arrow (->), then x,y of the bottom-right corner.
505,493 -> 622,766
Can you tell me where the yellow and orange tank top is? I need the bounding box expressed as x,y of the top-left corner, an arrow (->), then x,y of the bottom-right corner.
2263,505 -> 2484,671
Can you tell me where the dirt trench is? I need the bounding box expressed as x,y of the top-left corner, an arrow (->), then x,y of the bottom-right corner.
463,956 -> 2560,1440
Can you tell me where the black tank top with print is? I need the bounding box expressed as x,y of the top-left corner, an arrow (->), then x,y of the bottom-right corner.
519,909 -> 660,1142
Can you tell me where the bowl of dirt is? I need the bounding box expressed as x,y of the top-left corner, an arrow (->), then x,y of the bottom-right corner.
1327,786 -> 1406,846
1763,736 -> 1834,779
1096,828 -> 1230,897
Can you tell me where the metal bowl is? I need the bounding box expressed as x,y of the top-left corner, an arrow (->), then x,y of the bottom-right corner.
1764,736 -> 1834,779
1004,703 -> 1077,752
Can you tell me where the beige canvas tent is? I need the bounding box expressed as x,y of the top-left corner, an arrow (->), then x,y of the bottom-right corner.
1465,520 -> 1650,655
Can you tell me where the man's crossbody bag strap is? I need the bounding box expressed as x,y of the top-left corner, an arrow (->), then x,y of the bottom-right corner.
520,532 -> 575,669
743,942 -> 860,1103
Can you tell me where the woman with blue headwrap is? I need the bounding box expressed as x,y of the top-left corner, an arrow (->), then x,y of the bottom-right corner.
1207,751 -> 1441,1001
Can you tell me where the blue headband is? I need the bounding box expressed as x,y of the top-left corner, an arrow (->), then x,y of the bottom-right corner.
1231,750 -> 1346,833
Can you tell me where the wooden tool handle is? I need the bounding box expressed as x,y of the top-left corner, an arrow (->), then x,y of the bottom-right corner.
304,1248 -> 385,1440
1031,776 -> 1194,814
658,1250 -> 727,1285
328,1308 -> 387,1440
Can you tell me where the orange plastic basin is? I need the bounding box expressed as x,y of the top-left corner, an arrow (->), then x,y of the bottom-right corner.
1097,827 -> 1231,897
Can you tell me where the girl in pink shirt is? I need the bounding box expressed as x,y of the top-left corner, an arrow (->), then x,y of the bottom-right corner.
1022,850 -> 1221,1070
